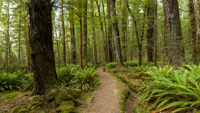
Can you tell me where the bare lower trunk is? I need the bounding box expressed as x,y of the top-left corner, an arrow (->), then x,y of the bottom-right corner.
82,0 -> 87,68
110,0 -> 123,67
146,0 -> 154,62
61,0 -> 66,67
28,0 -> 58,95
163,0 -> 182,66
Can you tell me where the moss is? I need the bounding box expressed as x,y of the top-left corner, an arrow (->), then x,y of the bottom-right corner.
127,73 -> 137,79
56,101 -> 76,113
28,102 -> 42,110
0,90 -> 29,102
28,95 -> 40,101
11,105 -> 28,113
85,94 -> 95,104
137,72 -> 150,79
119,87 -> 130,113
133,102 -> 149,113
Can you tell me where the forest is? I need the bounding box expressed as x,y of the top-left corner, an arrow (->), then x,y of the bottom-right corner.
0,0 -> 200,113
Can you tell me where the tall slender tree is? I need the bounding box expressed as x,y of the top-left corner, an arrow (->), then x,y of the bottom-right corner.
110,0 -> 123,67
61,0 -> 66,67
69,0 -> 76,64
78,0 -> 83,68
91,0 -> 97,68
146,0 -> 155,62
82,0 -> 87,68
189,0 -> 197,64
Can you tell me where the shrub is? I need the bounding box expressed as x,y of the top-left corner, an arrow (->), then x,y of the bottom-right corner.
57,65 -> 80,86
106,62 -> 117,68
70,68 -> 98,91
139,65 -> 200,112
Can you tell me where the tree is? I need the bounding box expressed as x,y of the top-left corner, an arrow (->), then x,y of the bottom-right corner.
78,0 -> 83,68
125,0 -> 142,66
61,0 -> 66,67
96,0 -> 108,63
163,0 -> 182,66
189,0 -> 197,64
146,0 -> 155,62
154,0 -> 158,66
91,0 -> 97,68
107,0 -> 113,62
110,0 -> 123,67
82,0 -> 87,68
28,0 -> 58,95
69,0 -> 76,64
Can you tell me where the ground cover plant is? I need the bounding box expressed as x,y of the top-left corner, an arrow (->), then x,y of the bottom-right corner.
139,65 -> 200,112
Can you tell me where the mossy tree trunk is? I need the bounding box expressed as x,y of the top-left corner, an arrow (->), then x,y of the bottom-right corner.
96,0 -> 108,63
163,0 -> 182,66
110,0 -> 123,67
78,0 -> 83,68
91,0 -> 97,68
28,0 -> 58,95
125,0 -> 142,66
146,0 -> 154,63
82,0 -> 87,69
69,0 -> 76,64
61,0 -> 66,67
107,0 -> 113,62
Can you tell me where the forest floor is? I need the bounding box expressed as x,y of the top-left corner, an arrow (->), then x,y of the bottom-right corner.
0,67 -> 154,113
76,67 -> 130,113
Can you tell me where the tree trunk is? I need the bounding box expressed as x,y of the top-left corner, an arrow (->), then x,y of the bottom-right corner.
163,0 -> 182,66
96,0 -> 108,63
154,0 -> 157,66
28,0 -> 58,95
146,0 -> 154,62
61,0 -> 66,67
107,0 -> 113,62
18,0 -> 22,66
78,0 -> 83,68
194,0 -> 200,64
102,0 -> 108,63
82,0 -> 87,68
91,0 -> 97,68
69,0 -> 76,64
120,0 -> 127,62
162,0 -> 167,65
125,0 -> 142,66
110,0 -> 123,67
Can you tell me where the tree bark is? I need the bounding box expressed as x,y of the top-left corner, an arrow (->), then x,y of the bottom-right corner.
61,0 -> 66,67
91,0 -> 97,68
69,0 -> 76,64
96,0 -> 108,63
194,0 -> 200,64
163,0 -> 182,66
125,0 -> 142,66
110,0 -> 123,67
78,0 -> 83,68
146,0 -> 154,62
107,0 -> 113,62
120,0 -> 127,62
28,0 -> 58,95
82,0 -> 87,68
154,0 -> 157,66
18,0 -> 22,66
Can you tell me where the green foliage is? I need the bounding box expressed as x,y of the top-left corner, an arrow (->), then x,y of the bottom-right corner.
57,65 -> 80,86
139,65 -> 200,112
105,62 -> 117,68
70,68 -> 98,91
132,65 -> 150,72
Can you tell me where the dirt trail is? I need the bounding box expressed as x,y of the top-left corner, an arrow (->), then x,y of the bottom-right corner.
77,67 -> 126,113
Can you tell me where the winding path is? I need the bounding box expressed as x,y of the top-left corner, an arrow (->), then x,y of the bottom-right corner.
77,67 -> 126,113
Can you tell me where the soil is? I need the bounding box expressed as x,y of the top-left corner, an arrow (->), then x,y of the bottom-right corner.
76,67 -> 126,113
